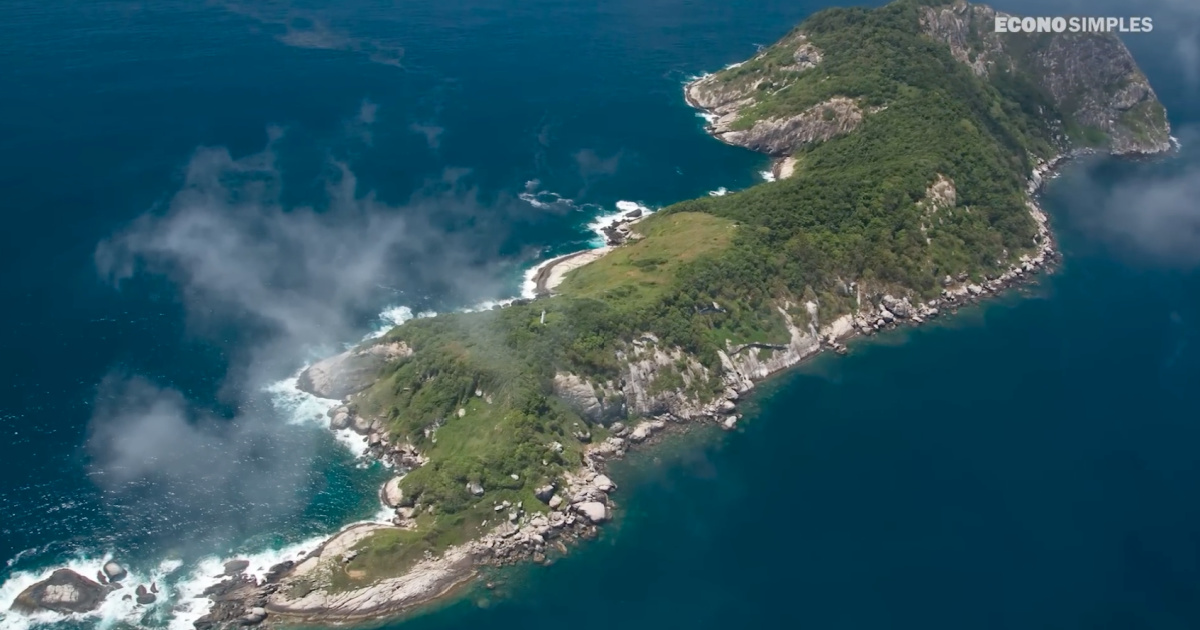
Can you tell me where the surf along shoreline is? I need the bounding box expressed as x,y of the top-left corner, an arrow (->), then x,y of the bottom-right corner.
8,78 -> 1164,630
186,81 -> 1136,629
5,24 -> 1176,630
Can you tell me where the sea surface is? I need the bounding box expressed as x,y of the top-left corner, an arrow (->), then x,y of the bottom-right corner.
2,0 -> 1199,628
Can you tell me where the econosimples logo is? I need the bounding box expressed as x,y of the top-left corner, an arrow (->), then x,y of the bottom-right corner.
994,16 -> 1153,33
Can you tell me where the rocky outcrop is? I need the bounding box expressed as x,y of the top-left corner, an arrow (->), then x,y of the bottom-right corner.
381,477 -> 408,508
551,373 -> 626,424
918,0 -> 1170,155
10,569 -> 110,614
297,341 -> 412,400
616,335 -> 715,419
718,307 -> 822,393
714,97 -> 863,156
685,32 -> 835,155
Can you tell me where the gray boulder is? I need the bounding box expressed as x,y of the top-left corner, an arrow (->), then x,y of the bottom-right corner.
575,502 -> 609,524
296,342 -> 412,399
102,561 -> 127,582
222,560 -> 250,576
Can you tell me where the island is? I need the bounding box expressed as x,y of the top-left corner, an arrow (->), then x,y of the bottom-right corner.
9,0 -> 1172,627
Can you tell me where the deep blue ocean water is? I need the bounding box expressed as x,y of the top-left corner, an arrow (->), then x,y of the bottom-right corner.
2,0 -> 1199,628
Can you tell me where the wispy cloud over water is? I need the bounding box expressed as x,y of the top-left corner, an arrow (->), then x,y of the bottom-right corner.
218,1 -> 407,68
88,115 -> 526,546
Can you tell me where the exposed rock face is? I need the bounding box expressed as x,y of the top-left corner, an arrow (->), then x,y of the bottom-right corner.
918,0 -> 1170,155
297,341 -> 413,400
616,336 -> 714,419
685,32 -> 840,155
11,569 -> 110,614
382,477 -> 408,508
718,307 -> 822,393
551,373 -> 626,423
716,97 -> 863,156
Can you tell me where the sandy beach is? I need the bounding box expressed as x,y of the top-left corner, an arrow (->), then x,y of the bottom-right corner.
532,247 -> 613,295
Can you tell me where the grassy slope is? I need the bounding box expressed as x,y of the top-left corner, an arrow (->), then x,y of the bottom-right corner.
332,0 -> 1144,584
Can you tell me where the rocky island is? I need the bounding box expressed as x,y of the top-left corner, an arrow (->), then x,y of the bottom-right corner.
11,0 -> 1169,627
194,0 -> 1171,626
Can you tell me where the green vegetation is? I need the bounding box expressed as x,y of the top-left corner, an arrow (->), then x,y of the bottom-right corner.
558,212 -> 735,308
331,0 -> 1165,579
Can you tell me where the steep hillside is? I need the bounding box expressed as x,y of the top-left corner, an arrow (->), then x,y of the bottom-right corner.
191,2 -> 1174,626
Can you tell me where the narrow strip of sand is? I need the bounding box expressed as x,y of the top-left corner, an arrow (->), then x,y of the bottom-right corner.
532,247 -> 612,295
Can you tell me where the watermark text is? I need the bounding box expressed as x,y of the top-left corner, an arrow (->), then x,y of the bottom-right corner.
994,16 -> 1153,33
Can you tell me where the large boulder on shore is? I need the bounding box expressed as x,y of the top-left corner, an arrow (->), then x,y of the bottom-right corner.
575,501 -> 610,524
11,569 -> 110,614
297,341 -> 412,399
381,477 -> 411,508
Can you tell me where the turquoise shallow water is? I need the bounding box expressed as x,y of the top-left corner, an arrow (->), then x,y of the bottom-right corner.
2,0 -> 1200,628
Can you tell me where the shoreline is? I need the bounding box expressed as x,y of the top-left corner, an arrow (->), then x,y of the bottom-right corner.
7,64 -> 1175,630
208,145 -> 1084,629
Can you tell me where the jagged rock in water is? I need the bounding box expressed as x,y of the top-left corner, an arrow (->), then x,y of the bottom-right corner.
10,569 -> 109,614
135,584 -> 156,605
297,341 -> 412,399
223,560 -> 250,576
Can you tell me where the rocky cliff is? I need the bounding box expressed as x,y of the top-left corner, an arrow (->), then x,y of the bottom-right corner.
918,0 -> 1170,155
687,0 -> 1170,158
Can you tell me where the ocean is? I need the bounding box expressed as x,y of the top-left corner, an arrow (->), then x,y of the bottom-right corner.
1,0 -> 1199,628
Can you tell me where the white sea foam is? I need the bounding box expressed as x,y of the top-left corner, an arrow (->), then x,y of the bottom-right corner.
519,264 -> 541,300
0,555 -> 183,630
167,535 -> 330,630
695,111 -> 717,125
364,305 -> 437,340
585,201 -> 654,247
759,170 -> 776,182
708,187 -> 729,197
262,369 -> 372,460
518,189 -> 577,211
